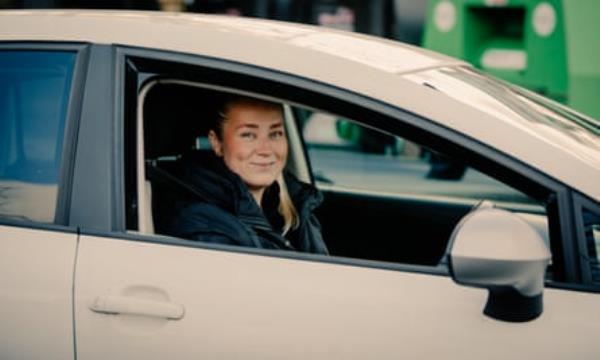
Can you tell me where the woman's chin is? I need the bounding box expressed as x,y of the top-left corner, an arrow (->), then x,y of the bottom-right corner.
244,175 -> 278,189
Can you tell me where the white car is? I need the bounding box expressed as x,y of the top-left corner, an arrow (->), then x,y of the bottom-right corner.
0,10 -> 599,360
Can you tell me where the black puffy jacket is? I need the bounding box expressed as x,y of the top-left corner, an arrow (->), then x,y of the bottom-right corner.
165,151 -> 328,255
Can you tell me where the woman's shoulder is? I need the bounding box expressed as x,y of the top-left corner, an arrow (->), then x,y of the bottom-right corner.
284,172 -> 323,210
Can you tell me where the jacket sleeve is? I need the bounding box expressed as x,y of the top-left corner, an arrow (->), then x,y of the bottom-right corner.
300,212 -> 329,255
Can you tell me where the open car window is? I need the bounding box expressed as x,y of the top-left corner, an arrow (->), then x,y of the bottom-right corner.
295,106 -> 549,269
299,109 -> 542,209
128,75 -> 552,273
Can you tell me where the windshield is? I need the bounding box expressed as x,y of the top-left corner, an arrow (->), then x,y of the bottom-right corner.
403,67 -> 600,166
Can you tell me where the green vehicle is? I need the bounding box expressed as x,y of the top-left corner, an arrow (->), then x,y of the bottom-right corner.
423,0 -> 600,121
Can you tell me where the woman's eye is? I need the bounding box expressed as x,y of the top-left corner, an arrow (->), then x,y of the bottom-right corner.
240,132 -> 256,140
270,130 -> 284,139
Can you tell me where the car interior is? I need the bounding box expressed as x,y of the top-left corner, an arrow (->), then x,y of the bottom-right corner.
135,80 -> 548,268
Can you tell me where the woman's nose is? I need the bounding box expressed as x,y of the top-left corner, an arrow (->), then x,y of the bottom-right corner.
255,136 -> 273,154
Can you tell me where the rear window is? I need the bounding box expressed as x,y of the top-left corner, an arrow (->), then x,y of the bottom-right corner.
0,50 -> 76,223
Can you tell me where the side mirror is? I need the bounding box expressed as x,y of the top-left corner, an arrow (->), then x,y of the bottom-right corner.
448,204 -> 551,322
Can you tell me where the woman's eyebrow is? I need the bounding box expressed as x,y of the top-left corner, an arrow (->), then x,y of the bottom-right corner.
235,123 -> 259,130
235,122 -> 283,130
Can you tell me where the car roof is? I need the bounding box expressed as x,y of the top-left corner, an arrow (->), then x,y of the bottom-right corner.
0,10 -> 461,73
1,10 -> 598,201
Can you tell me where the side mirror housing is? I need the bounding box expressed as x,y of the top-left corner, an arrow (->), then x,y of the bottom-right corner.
449,205 -> 551,322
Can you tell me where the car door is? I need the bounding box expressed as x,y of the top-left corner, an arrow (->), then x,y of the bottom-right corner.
74,237 -> 599,360
72,48 -> 600,359
0,45 -> 85,359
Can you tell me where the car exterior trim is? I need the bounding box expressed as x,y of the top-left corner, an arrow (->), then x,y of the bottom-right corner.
572,191 -> 600,286
0,217 -> 78,234
56,44 -> 90,226
79,226 -> 449,277
113,46 -> 127,232
69,44 -> 120,232
549,189 -> 581,283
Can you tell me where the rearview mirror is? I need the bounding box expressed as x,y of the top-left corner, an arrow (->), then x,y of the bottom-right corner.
448,204 -> 551,322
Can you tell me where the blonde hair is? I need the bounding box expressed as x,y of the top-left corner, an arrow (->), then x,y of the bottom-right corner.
277,173 -> 300,235
215,95 -> 300,236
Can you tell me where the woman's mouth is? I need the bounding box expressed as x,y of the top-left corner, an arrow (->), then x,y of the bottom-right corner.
250,161 -> 275,169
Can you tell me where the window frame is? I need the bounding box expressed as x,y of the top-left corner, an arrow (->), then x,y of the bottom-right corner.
114,45 -> 584,287
573,191 -> 600,286
0,42 -> 89,229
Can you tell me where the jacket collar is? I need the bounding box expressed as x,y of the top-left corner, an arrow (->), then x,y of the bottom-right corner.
181,149 -> 322,228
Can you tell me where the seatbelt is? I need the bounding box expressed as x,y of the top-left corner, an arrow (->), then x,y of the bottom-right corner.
145,161 -> 210,202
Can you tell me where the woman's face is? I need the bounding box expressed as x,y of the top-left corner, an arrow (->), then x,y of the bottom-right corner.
209,101 -> 288,191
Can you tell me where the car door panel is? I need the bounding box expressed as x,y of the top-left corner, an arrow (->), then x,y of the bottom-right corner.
74,235 -> 482,360
0,225 -> 77,360
73,234 -> 600,359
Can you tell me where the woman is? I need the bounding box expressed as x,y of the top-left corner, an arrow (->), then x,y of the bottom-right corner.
167,96 -> 328,254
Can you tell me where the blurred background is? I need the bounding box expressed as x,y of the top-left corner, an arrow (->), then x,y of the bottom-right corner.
0,1 -> 425,45
0,0 -> 598,120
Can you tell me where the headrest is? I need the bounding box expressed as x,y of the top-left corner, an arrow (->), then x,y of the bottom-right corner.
143,82 -> 224,159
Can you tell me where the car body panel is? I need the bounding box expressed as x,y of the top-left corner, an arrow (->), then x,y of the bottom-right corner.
74,234 -> 599,359
0,225 -> 77,360
0,10 -> 598,200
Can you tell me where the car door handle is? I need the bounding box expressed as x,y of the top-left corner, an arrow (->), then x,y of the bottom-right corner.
89,295 -> 185,320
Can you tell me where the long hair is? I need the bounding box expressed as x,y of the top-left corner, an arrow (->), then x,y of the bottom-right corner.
213,96 -> 299,235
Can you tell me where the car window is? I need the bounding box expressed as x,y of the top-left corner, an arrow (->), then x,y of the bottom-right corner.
297,108 -> 550,268
0,50 -> 76,223
300,109 -> 540,208
125,56 -> 555,275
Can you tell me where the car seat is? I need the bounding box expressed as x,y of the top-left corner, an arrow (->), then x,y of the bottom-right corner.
141,82 -> 221,235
